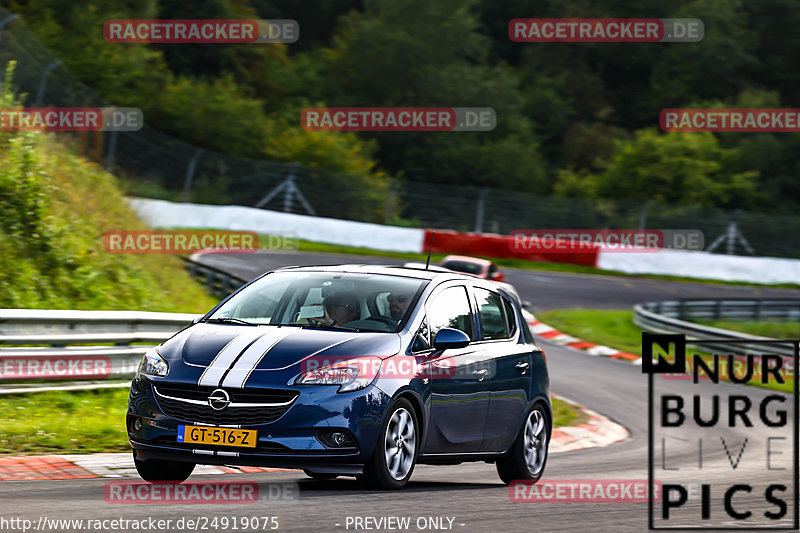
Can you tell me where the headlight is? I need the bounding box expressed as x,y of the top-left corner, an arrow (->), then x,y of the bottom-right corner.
137,347 -> 169,378
295,356 -> 381,393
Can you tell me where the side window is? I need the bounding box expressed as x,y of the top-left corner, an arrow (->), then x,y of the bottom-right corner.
475,288 -> 510,340
428,286 -> 474,341
411,317 -> 431,353
502,296 -> 518,337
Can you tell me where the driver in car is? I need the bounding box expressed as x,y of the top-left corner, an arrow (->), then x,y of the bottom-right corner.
388,292 -> 412,322
313,293 -> 361,326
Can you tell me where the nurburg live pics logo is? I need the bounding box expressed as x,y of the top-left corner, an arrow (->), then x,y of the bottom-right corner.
643,332 -> 799,529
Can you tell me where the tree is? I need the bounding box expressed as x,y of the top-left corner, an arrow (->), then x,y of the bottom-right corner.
554,129 -> 759,209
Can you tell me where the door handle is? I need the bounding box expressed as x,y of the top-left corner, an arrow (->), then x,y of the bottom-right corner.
473,368 -> 488,381
515,361 -> 529,374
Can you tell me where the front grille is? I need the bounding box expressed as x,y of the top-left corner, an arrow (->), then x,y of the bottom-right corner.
153,382 -> 298,426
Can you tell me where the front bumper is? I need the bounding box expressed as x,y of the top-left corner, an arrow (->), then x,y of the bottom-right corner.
127,375 -> 391,472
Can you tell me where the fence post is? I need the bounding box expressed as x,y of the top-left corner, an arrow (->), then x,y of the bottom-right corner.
105,130 -> 118,171
475,188 -> 489,233
35,60 -> 61,107
181,149 -> 204,202
384,180 -> 396,223
0,14 -> 19,41
638,200 -> 652,229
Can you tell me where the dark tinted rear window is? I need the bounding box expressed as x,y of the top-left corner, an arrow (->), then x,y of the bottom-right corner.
442,260 -> 483,276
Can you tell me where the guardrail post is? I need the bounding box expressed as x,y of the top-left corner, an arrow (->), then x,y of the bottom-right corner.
714,300 -> 721,320
754,300 -> 762,320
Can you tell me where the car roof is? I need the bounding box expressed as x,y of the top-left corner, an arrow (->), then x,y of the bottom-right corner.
270,263 -> 483,282
441,255 -> 494,267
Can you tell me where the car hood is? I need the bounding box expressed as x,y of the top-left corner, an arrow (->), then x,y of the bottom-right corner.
159,323 -> 402,375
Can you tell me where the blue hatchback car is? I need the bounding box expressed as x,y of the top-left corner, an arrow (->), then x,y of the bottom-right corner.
128,265 -> 551,489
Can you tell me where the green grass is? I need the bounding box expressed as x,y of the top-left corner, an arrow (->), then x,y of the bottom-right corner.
694,319 -> 799,339
0,389 -> 585,455
552,397 -> 588,427
0,389 -> 130,455
0,124 -> 217,313
537,309 -> 645,356
537,309 -> 792,393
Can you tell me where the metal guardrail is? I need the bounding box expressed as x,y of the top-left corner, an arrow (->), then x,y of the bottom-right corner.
0,309 -> 199,390
183,255 -> 249,299
640,299 -> 800,322
0,257 -> 250,392
633,299 -> 799,358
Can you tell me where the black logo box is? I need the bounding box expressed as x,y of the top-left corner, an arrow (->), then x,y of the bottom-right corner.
644,333 -> 800,530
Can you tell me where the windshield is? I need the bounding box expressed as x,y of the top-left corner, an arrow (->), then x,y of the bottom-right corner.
206,271 -> 427,333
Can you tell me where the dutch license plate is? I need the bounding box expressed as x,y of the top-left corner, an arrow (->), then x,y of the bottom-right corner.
177,425 -> 257,448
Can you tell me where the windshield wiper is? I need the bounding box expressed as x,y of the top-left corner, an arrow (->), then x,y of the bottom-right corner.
285,323 -> 361,332
204,317 -> 259,326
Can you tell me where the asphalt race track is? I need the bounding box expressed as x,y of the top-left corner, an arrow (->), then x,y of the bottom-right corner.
3,251 -> 798,532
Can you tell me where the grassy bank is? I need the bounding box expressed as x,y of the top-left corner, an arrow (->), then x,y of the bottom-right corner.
0,130 -> 217,313
0,389 -> 584,455
536,309 -> 644,356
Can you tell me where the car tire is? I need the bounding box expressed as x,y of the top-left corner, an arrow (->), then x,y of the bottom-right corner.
133,453 -> 195,483
496,403 -> 549,485
303,470 -> 338,480
362,398 -> 418,490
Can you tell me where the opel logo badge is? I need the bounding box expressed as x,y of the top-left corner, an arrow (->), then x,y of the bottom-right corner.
208,389 -> 230,411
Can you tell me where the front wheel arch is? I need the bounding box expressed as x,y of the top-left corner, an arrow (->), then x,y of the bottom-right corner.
386,388 -> 425,453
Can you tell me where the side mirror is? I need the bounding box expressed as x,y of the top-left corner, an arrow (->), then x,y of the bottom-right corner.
433,328 -> 470,350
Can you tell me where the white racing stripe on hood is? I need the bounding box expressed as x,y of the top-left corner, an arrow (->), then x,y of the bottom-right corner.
197,328 -> 265,387
221,329 -> 293,388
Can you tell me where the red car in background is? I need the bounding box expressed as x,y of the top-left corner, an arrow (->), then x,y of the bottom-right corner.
440,255 -> 506,282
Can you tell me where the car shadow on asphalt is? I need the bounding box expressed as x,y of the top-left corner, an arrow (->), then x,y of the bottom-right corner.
297,478 -> 504,494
